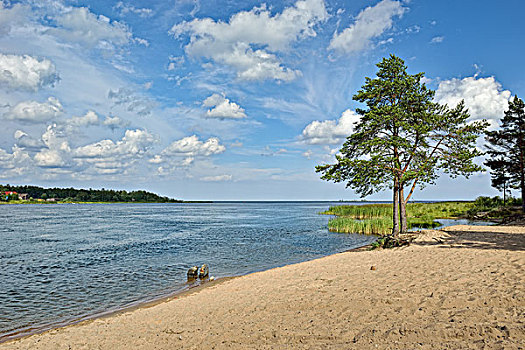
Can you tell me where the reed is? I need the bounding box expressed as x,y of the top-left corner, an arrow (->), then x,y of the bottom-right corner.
323,201 -> 474,235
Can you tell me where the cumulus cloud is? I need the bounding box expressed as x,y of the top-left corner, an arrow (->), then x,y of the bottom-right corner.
160,135 -> 226,157
203,93 -> 246,119
74,129 -> 156,159
70,129 -> 157,175
108,87 -> 155,116
0,145 -> 31,174
3,97 -> 63,123
329,0 -> 406,53
150,135 -> 225,172
0,54 -> 60,91
201,174 -> 233,182
41,124 -> 71,153
103,115 -> 129,129
34,149 -> 66,168
170,0 -> 328,81
14,130 -> 44,150
67,110 -> 99,127
435,75 -> 511,122
302,109 -> 360,144
46,7 -> 133,48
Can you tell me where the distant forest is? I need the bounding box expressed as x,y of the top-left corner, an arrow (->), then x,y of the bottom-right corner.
0,184 -> 182,203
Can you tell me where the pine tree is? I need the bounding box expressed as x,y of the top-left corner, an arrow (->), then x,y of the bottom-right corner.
316,55 -> 488,235
485,95 -> 525,212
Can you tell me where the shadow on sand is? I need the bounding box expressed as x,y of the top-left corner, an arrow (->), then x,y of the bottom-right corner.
413,228 -> 525,252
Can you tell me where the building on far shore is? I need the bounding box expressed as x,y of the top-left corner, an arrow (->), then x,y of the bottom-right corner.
19,193 -> 29,200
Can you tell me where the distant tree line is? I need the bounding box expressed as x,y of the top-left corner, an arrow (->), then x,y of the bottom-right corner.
0,184 -> 182,203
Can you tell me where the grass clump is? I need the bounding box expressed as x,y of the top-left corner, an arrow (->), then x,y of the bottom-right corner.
322,201 -> 474,235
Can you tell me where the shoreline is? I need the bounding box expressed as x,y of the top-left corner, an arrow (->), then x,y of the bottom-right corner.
0,240 -> 376,345
2,224 -> 523,349
0,276 -> 235,344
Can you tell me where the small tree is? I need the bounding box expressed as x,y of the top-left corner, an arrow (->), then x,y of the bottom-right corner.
485,95 -> 525,212
316,55 -> 488,235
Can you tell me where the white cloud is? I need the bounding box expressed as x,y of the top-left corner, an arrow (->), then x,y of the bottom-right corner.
103,115 -> 129,129
66,129 -> 157,175
74,129 -> 156,159
67,110 -> 99,127
160,135 -> 226,157
301,109 -> 360,144
170,0 -> 328,81
203,93 -> 246,119
108,87 -> 155,116
114,2 -> 153,18
302,150 -> 313,158
329,0 -> 406,53
34,149 -> 66,168
0,145 -> 31,174
0,54 -> 59,91
3,97 -> 63,123
41,124 -> 71,153
435,75 -> 511,122
201,174 -> 233,182
46,7 -> 133,48
430,36 -> 444,44
0,2 -> 29,36
14,130 -> 44,150
167,55 -> 185,71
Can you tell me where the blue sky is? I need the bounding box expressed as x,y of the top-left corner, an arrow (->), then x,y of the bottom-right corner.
0,0 -> 522,200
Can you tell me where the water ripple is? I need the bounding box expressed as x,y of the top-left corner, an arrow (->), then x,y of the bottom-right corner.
0,202 -> 375,339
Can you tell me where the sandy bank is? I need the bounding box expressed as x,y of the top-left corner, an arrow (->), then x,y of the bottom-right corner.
2,225 -> 524,349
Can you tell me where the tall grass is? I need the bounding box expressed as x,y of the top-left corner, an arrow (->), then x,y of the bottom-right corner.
323,201 -> 474,235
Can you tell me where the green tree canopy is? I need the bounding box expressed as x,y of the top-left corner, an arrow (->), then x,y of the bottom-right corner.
316,55 -> 488,234
485,95 -> 525,211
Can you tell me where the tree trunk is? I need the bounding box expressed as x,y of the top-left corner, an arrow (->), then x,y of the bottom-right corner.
392,177 -> 400,236
503,181 -> 507,206
399,185 -> 408,233
519,134 -> 525,214
521,170 -> 525,214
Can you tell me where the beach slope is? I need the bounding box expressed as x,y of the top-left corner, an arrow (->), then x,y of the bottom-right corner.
2,225 -> 524,349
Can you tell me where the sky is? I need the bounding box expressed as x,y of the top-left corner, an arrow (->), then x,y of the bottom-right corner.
0,0 -> 522,200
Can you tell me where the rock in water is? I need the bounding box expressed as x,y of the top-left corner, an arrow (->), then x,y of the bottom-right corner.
187,266 -> 199,280
199,264 -> 209,279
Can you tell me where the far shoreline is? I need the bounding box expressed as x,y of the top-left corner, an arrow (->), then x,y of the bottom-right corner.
0,200 -> 213,205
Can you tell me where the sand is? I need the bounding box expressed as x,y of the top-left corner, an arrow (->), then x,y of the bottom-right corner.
2,225 -> 524,349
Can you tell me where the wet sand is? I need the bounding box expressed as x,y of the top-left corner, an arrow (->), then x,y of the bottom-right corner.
2,225 -> 524,349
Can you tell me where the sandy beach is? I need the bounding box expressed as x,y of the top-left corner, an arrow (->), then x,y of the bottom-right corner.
2,225 -> 524,349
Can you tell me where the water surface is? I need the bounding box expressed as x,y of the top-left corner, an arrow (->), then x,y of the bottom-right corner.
0,202 -> 376,340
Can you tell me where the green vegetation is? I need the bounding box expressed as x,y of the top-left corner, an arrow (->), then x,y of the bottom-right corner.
322,202 -> 474,235
466,196 -> 523,221
0,184 -> 182,203
316,55 -> 488,235
485,95 -> 525,212
370,235 -> 411,250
